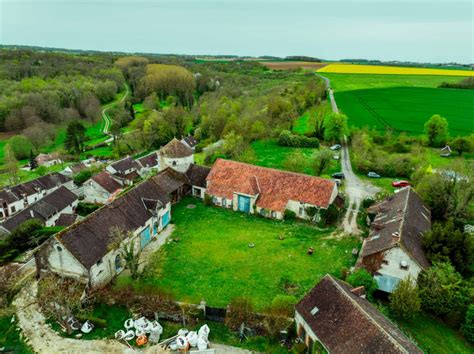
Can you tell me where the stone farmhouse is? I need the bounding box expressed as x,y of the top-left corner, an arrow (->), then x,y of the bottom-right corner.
35,165 -> 210,289
83,171 -> 124,204
295,275 -> 422,353
0,173 -> 73,220
357,187 -> 431,293
0,186 -> 78,234
159,138 -> 194,173
206,159 -> 338,220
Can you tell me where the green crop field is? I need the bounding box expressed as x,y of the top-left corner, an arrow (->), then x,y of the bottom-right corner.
320,73 -> 474,136
335,87 -> 474,135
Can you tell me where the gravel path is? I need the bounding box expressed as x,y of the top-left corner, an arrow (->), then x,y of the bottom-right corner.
316,73 -> 379,234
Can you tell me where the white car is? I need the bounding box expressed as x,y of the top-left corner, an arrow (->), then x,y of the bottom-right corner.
330,144 -> 341,151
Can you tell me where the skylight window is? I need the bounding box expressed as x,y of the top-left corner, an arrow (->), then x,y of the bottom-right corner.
310,306 -> 319,316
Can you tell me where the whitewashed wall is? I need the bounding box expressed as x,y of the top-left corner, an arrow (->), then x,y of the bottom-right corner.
83,180 -> 112,204
160,155 -> 194,173
379,247 -> 422,281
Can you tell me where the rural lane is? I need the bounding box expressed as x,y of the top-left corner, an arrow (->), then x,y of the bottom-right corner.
316,73 -> 379,234
101,83 -> 130,135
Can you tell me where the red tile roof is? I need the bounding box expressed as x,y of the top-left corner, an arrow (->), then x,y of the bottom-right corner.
206,159 -> 336,212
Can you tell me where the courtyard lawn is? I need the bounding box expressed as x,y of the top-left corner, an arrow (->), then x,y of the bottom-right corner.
0,315 -> 33,354
140,198 -> 358,309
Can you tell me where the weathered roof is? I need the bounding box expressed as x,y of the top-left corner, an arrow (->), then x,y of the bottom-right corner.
295,275 -> 422,354
91,172 -> 122,194
1,186 -> 77,232
68,162 -> 87,174
36,152 -> 61,163
55,213 -> 78,227
151,167 -> 189,194
160,138 -> 194,158
206,159 -> 336,211
137,152 -> 159,168
58,172 -> 173,269
0,173 -> 71,205
110,156 -> 141,174
182,135 -> 199,148
185,164 -> 211,188
360,187 -> 431,269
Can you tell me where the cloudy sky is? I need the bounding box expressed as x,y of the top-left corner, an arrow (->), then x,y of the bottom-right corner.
0,0 -> 472,63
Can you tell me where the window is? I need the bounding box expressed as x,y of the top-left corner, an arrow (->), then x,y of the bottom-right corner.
11,206 -> 16,213
222,199 -> 226,207
96,259 -> 103,266
259,208 -> 266,216
56,245 -> 63,252
310,306 -> 319,315
212,197 -> 217,204
382,260 -> 388,265
271,211 -> 277,218
172,161 -> 177,166
299,207 -> 304,216
400,260 -> 408,270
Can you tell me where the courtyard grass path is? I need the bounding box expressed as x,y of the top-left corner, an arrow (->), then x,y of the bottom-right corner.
139,198 -> 359,309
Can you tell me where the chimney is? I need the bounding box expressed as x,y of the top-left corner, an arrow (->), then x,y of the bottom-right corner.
351,286 -> 366,298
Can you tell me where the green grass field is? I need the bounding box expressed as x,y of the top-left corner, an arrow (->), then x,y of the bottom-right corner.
395,312 -> 473,354
139,198 -> 358,309
336,87 -> 474,135
321,73 -> 474,136
0,316 -> 33,353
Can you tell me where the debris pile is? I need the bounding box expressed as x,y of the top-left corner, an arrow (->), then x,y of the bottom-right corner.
115,317 -> 163,346
161,324 -> 210,351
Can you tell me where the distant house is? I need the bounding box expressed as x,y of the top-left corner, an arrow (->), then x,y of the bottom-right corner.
181,135 -> 199,150
295,275 -> 422,353
206,159 -> 338,220
159,138 -> 194,173
36,152 -> 63,167
0,186 -> 78,234
136,151 -> 160,175
61,162 -> 88,177
357,187 -> 431,293
83,172 -> 124,204
0,173 -> 73,220
106,156 -> 142,184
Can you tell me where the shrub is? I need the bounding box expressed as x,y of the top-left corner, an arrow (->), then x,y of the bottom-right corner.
318,204 -> 341,226
362,197 -> 375,209
76,202 -> 100,217
389,276 -> 421,319
226,297 -> 255,330
462,304 -> 474,343
278,130 -> 319,148
346,269 -> 377,299
284,209 -> 296,221
73,169 -> 93,186
203,194 -> 213,206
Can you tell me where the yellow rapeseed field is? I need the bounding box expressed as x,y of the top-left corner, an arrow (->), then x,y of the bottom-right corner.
317,64 -> 474,76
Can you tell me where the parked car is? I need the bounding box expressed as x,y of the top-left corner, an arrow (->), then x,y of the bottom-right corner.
330,144 -> 341,151
332,172 -> 345,179
334,179 -> 342,186
392,180 -> 410,188
367,172 -> 381,178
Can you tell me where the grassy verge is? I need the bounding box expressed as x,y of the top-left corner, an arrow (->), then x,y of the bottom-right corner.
394,312 -> 473,353
139,197 -> 358,309
0,315 -> 33,354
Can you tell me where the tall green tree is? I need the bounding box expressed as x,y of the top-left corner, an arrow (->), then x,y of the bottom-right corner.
463,304 -> 474,343
29,150 -> 38,170
324,112 -> 348,143
389,276 -> 421,319
450,137 -> 471,156
312,148 -> 333,176
423,220 -> 474,276
64,120 -> 87,155
424,114 -> 448,147
4,143 -> 19,185
418,262 -> 471,322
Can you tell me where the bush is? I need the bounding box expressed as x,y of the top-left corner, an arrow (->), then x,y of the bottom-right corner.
76,202 -> 101,217
73,169 -> 93,186
270,295 -> 297,317
278,130 -> 319,148
362,197 -> 375,209
389,276 -> 421,319
318,204 -> 340,226
284,209 -> 296,221
462,304 -> 474,343
203,194 -> 213,206
346,269 -> 377,299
